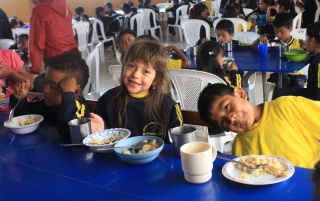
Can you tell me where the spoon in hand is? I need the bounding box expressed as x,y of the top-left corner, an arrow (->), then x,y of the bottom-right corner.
9,93 -> 22,122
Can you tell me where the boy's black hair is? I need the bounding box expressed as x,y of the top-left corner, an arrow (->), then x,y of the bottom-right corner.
173,0 -> 179,4
198,83 -> 235,126
18,34 -> 28,40
137,34 -> 157,41
104,1 -> 113,8
81,14 -> 90,22
262,0 -> 276,6
116,28 -> 137,44
75,6 -> 84,15
9,18 -> 19,28
121,2 -> 131,14
95,7 -> 104,16
307,21 -> 320,43
222,5 -> 237,18
215,19 -> 234,35
272,12 -> 293,29
47,53 -> 89,90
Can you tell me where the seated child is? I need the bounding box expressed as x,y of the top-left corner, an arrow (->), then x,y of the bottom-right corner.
10,53 -> 92,138
80,14 -> 93,44
74,6 -> 84,22
17,34 -> 29,63
197,83 -> 320,168
253,12 -> 307,90
196,41 -> 242,88
272,21 -> 320,100
90,40 -> 183,142
0,49 -> 29,113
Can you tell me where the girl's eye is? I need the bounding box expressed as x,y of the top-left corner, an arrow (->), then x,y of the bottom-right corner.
126,64 -> 134,68
224,105 -> 229,111
219,119 -> 225,127
144,69 -> 150,74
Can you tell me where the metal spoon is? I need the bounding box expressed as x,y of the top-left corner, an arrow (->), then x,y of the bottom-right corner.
217,156 -> 268,170
9,93 -> 22,122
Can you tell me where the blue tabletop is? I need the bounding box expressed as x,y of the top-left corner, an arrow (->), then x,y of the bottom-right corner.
0,113 -> 314,201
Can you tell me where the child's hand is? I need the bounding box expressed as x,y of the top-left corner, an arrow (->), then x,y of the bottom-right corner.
90,112 -> 105,133
0,61 -> 14,79
60,77 -> 79,93
14,79 -> 30,99
165,46 -> 175,52
259,36 -> 269,44
225,61 -> 238,71
299,39 -> 306,50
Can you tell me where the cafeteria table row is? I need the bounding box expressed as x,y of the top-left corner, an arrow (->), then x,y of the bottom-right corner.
0,113 -> 314,201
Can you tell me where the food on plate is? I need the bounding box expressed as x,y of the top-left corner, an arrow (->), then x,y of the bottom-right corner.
17,116 -> 41,126
235,155 -> 289,180
123,139 -> 159,154
90,135 -> 123,145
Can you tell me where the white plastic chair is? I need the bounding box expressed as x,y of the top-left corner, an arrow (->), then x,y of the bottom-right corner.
181,19 -> 210,49
168,69 -> 236,153
290,28 -> 306,40
243,8 -> 253,15
91,19 -> 117,62
108,65 -> 122,87
293,11 -> 303,29
84,43 -> 102,100
212,0 -> 222,17
315,7 -> 320,22
73,22 -> 90,59
0,39 -> 14,49
140,8 -> 163,41
213,18 -> 248,32
233,31 -> 260,44
167,5 -> 189,42
179,15 -> 189,22
130,13 -> 144,37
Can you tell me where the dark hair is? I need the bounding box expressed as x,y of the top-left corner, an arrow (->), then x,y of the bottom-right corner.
18,34 -> 28,40
95,6 -> 104,16
273,12 -> 293,29
9,18 -> 19,28
0,8 -> 13,39
262,0 -> 276,6
81,14 -> 90,22
222,5 -> 238,18
277,0 -> 297,18
234,3 -> 240,10
116,28 -> 137,45
216,19 -> 234,34
189,3 -> 208,19
115,40 -> 170,139
198,83 -> 234,126
122,2 -> 132,14
104,1 -> 113,8
173,0 -> 179,4
137,34 -> 157,41
128,1 -> 134,7
313,161 -> 320,200
75,6 -> 84,15
47,53 -> 89,90
244,0 -> 258,9
306,21 -> 320,43
196,41 -> 224,75
144,0 -> 151,7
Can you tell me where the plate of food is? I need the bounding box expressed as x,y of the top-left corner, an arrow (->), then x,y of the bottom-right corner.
222,155 -> 295,185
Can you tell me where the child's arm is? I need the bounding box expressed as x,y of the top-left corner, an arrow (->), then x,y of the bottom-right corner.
166,46 -> 190,69
90,112 -> 105,133
224,62 -> 242,88
266,6 -> 277,23
0,61 -> 28,83
251,35 -> 268,49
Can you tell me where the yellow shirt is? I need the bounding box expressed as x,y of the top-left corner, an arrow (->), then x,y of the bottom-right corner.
167,59 -> 182,69
232,96 -> 320,168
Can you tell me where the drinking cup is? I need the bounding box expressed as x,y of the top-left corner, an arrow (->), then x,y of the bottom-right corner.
180,142 -> 217,184
258,44 -> 268,57
68,118 -> 91,143
168,125 -> 196,157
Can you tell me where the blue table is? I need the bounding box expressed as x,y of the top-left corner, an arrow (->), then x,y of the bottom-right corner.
225,49 -> 306,102
0,113 -> 314,201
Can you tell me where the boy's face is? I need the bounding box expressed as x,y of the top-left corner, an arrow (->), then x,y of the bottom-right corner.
119,33 -> 136,52
104,6 -> 111,13
274,27 -> 292,43
215,30 -> 234,43
43,67 -> 64,106
122,60 -> 156,95
208,87 -> 256,133
305,35 -> 315,53
259,0 -> 268,11
18,38 -> 28,52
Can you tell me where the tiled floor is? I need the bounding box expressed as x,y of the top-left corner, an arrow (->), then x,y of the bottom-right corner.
99,39 -> 265,105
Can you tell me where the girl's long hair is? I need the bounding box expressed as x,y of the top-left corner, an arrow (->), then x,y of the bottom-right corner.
189,3 -> 208,19
114,39 -> 170,139
196,41 -> 225,75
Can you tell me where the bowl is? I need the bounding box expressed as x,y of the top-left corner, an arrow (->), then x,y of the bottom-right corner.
83,128 -> 131,153
4,114 -> 43,134
283,50 -> 308,62
114,136 -> 164,164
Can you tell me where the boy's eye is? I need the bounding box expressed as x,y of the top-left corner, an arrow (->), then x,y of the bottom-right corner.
126,64 -> 134,68
219,119 -> 225,127
224,105 -> 229,111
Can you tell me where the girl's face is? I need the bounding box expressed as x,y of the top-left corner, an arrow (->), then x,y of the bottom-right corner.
259,0 -> 269,11
200,9 -> 208,18
122,60 -> 156,95
119,33 -> 136,52
18,38 -> 28,51
217,51 -> 224,68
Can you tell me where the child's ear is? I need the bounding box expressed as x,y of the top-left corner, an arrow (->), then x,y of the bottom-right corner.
74,85 -> 82,99
289,27 -> 293,32
234,87 -> 248,100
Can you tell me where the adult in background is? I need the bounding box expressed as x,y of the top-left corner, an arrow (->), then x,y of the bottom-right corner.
29,0 -> 79,92
0,8 -> 13,39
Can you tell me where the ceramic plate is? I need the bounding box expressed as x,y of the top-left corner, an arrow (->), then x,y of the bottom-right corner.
222,155 -> 295,185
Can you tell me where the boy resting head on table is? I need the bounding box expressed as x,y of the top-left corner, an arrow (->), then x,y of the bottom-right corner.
10,52 -> 92,138
198,83 -> 320,168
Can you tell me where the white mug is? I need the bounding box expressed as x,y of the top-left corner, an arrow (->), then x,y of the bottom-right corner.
180,142 -> 217,184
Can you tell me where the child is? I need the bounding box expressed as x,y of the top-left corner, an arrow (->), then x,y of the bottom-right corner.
121,2 -> 136,30
80,14 -> 93,44
196,41 -> 242,88
0,49 -> 29,113
10,53 -> 92,138
215,19 -> 253,50
116,29 -> 137,63
277,0 -> 297,19
104,2 -> 118,16
189,3 -> 213,40
253,12 -> 307,89
90,40 -> 183,142
74,6 -> 84,22
166,0 -> 181,36
197,83 -> 320,168
272,22 -> 320,100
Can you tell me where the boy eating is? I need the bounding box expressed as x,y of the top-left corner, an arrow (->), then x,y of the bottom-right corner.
10,53 -> 92,137
198,83 -> 320,168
